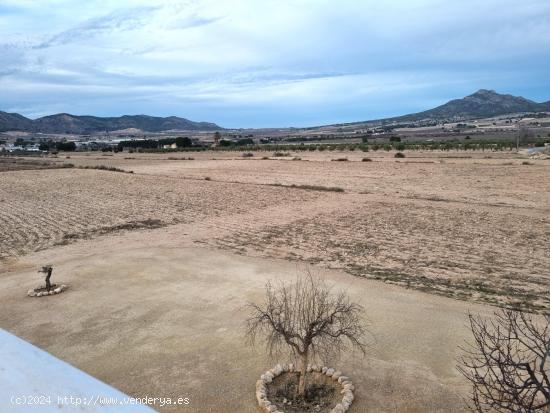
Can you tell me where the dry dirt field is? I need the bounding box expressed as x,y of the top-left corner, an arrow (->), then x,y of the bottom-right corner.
0,149 -> 549,412
1,151 -> 549,310
0,157 -> 70,172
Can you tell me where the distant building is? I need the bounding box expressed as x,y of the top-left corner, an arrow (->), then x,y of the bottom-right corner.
2,143 -> 41,152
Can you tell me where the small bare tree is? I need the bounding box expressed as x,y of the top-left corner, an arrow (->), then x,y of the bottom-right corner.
246,271 -> 368,398
39,265 -> 54,291
458,309 -> 550,412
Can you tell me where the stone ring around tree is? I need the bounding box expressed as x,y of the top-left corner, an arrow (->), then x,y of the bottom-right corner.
28,284 -> 68,297
256,363 -> 355,413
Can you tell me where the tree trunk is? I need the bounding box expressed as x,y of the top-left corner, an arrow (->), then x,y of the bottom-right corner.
298,352 -> 308,398
45,268 -> 52,291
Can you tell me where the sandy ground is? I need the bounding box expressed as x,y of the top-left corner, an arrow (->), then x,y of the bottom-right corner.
0,231 -> 492,413
0,149 -> 549,412
2,151 -> 549,310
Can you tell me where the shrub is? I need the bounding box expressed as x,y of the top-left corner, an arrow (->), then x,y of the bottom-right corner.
77,165 -> 130,173
291,185 -> 344,192
362,157 -> 372,162
273,152 -> 290,157
331,158 -> 348,161
236,138 -> 254,146
175,137 -> 192,148
242,152 -> 254,157
394,152 -> 405,158
56,141 -> 76,152
219,140 -> 233,147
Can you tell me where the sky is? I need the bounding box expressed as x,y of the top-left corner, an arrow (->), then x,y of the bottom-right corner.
1,0 -> 550,128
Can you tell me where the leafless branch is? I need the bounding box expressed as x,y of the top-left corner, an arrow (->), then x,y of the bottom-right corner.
458,309 -> 550,412
246,269 -> 369,397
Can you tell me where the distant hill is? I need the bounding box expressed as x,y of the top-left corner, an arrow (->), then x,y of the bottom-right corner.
2,90 -> 550,133
0,111 -> 34,132
390,89 -> 550,122
0,112 -> 221,133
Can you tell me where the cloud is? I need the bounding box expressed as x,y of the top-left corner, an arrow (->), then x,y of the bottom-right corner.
1,0 -> 549,127
33,6 -> 160,49
166,13 -> 223,30
0,43 -> 28,77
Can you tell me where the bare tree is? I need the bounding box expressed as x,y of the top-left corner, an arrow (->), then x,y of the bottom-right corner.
458,309 -> 550,412
39,265 -> 53,291
246,271 -> 368,397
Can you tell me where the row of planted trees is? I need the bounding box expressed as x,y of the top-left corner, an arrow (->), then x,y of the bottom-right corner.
133,139 -> 535,154
37,139 -> 545,155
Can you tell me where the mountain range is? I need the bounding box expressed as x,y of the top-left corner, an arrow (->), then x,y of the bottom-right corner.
1,90 -> 549,134
389,89 -> 550,123
0,113 -> 221,134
